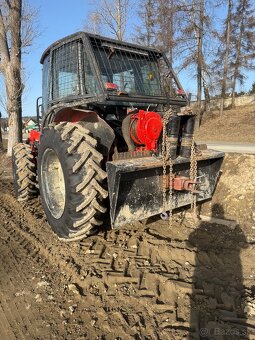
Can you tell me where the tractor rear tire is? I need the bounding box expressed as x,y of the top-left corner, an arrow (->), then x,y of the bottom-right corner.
37,122 -> 108,241
12,143 -> 38,201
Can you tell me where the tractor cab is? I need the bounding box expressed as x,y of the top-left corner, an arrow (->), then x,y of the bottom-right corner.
40,32 -> 187,115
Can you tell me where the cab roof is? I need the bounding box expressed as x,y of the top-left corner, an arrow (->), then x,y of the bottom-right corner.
40,31 -> 162,64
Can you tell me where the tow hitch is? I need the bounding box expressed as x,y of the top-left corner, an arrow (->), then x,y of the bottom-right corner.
164,175 -> 200,194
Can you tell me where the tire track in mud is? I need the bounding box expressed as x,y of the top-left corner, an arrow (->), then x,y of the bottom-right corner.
1,180 -> 255,339
0,212 -> 37,339
0,181 -> 165,338
0,304 -> 16,340
0,237 -> 39,339
0,182 -> 134,338
0,221 -> 63,340
0,180 -> 195,338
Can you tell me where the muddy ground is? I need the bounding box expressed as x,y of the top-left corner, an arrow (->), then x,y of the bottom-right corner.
0,151 -> 255,339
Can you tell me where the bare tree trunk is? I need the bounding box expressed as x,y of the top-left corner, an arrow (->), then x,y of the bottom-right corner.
196,0 -> 204,128
220,0 -> 232,116
167,0 -> 175,94
202,57 -> 210,113
157,0 -> 175,67
168,0 -> 174,69
0,0 -> 23,156
133,0 -> 155,47
231,2 -> 245,108
231,69 -> 238,107
0,118 -> 3,150
6,60 -> 23,155
117,0 -> 122,40
145,0 -> 153,46
91,0 -> 129,41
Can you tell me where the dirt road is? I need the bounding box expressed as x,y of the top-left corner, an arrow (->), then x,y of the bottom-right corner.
0,152 -> 255,339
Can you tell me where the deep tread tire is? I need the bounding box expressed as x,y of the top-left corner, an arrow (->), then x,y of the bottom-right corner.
12,143 -> 38,201
38,122 -> 107,241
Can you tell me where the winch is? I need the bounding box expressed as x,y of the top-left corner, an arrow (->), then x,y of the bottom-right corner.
129,110 -> 163,151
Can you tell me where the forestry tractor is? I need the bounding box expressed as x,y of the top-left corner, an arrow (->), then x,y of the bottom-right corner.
12,32 -> 224,241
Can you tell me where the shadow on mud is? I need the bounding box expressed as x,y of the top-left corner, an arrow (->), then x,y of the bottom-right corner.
188,203 -> 248,339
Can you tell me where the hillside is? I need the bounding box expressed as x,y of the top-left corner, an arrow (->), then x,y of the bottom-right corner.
195,104 -> 255,143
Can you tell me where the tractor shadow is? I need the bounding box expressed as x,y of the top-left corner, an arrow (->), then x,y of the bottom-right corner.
188,203 -> 249,339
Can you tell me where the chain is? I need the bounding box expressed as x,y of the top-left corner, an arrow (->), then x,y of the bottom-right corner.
161,108 -> 174,228
161,109 -> 198,228
168,144 -> 174,228
190,135 -> 198,225
161,110 -> 168,215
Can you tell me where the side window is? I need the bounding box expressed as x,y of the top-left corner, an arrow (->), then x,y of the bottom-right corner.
42,54 -> 50,112
52,41 -> 82,99
159,59 -> 179,98
83,51 -> 101,95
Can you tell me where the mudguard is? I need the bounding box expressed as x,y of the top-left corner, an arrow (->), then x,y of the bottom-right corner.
53,108 -> 115,156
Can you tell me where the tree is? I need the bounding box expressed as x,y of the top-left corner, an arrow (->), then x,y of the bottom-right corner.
219,0 -> 232,116
86,0 -> 130,40
156,0 -> 177,68
0,0 -> 23,156
0,0 -> 38,156
249,81 -> 255,94
134,0 -> 156,47
231,0 -> 255,107
0,111 -> 3,150
84,11 -> 103,35
175,0 -> 211,125
197,0 -> 204,119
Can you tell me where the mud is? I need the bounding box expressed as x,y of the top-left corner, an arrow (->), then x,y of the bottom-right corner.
200,154 -> 255,233
0,152 -> 255,339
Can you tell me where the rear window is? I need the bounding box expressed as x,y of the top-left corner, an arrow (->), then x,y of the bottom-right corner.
91,39 -> 163,97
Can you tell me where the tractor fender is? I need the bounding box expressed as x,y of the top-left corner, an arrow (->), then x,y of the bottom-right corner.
53,107 -> 115,157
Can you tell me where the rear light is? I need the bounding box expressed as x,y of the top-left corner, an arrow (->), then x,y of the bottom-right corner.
29,129 -> 41,143
105,82 -> 118,91
176,89 -> 186,95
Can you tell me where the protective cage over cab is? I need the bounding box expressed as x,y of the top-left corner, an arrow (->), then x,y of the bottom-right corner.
40,31 -> 187,115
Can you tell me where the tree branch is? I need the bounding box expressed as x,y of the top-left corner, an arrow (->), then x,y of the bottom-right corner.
5,0 -> 12,9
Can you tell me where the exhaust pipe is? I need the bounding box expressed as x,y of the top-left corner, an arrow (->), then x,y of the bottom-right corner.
179,115 -> 196,158
166,114 -> 180,159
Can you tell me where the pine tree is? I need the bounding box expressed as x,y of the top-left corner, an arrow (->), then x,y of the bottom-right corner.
134,0 -> 156,47
230,0 -> 255,107
219,0 -> 233,116
174,0 -> 211,124
156,0 -> 177,68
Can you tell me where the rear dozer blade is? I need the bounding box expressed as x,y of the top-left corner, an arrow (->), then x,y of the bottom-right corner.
106,150 -> 224,227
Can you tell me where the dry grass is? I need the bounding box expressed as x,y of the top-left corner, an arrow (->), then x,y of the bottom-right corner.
195,104 -> 255,143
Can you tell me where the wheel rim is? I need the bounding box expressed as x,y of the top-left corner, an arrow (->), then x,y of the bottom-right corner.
41,148 -> 66,219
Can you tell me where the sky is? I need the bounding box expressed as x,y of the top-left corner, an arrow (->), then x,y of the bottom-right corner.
1,0 -> 254,117
21,0 -> 95,118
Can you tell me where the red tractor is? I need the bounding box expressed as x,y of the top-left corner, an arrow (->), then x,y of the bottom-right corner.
12,32 -> 224,241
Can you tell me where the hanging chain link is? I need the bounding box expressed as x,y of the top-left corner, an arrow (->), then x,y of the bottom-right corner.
161,108 -> 198,228
168,144 -> 174,228
161,109 -> 168,215
190,135 -> 198,225
161,108 -> 174,228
